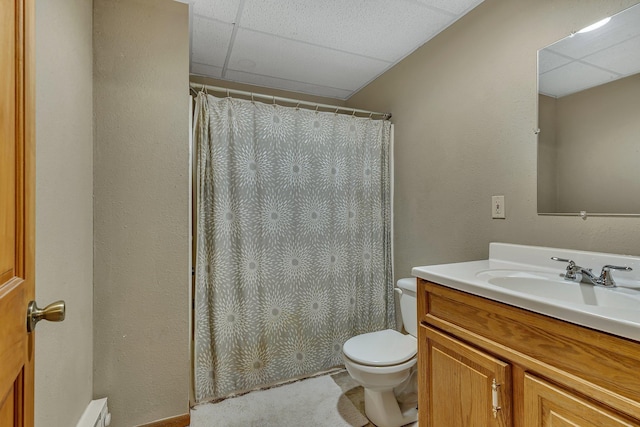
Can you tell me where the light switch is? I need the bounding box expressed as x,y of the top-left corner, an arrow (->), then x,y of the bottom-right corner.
492,195 -> 505,219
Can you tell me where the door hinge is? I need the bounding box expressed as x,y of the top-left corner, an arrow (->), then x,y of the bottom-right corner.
492,378 -> 501,418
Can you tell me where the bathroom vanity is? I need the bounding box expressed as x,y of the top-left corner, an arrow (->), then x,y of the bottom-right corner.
412,243 -> 640,427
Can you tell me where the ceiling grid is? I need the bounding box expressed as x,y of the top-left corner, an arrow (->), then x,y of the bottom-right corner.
539,4 -> 640,98
188,0 -> 484,99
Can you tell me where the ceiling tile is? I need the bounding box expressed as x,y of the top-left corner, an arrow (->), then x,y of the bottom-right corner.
538,49 -> 572,74
229,28 -> 391,90
224,69 -> 354,99
239,0 -> 454,62
539,62 -> 621,98
547,4 -> 640,60
414,0 -> 483,15
192,0 -> 241,23
191,62 -> 224,78
538,3 -> 640,98
189,0 -> 486,98
191,16 -> 233,67
583,35 -> 640,76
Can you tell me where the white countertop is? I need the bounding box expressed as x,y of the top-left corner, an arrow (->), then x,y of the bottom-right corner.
412,243 -> 640,342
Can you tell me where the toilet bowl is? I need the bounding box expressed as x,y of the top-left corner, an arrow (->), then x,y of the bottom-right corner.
342,278 -> 419,427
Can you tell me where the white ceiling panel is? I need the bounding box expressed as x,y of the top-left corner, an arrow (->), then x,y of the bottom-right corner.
539,62 -> 620,98
191,62 -> 224,79
240,0 -> 453,62
538,49 -> 573,74
583,35 -> 640,75
191,16 -> 234,66
224,69 -> 354,99
538,3 -> 640,98
548,5 -> 640,60
548,30 -> 614,60
188,0 -> 485,99
229,28 -> 391,90
192,0 -> 240,23
415,0 -> 483,15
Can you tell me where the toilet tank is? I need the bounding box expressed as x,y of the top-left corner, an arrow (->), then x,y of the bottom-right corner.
397,278 -> 418,337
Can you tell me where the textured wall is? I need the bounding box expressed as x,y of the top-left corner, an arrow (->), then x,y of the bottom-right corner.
537,95 -> 557,213
34,0 -> 94,426
554,74 -> 640,213
347,0 -> 640,279
93,0 -> 190,425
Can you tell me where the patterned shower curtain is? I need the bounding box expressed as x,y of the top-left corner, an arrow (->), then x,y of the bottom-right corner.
193,92 -> 394,402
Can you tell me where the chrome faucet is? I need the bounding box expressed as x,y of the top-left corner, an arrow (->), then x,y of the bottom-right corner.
551,257 -> 633,288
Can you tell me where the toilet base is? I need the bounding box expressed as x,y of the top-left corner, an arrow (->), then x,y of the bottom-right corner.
364,388 -> 418,427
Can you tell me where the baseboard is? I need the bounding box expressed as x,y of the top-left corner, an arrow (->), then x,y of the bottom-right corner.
137,413 -> 190,427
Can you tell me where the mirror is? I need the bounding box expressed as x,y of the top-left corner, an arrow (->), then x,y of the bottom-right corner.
537,3 -> 640,216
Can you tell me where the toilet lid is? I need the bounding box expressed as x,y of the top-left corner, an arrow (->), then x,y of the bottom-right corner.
343,329 -> 417,366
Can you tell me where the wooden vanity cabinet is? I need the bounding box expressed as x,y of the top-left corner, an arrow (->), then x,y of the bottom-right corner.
523,374 -> 638,427
422,325 -> 512,427
417,278 -> 640,427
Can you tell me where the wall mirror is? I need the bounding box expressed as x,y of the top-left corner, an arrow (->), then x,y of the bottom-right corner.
537,3 -> 640,216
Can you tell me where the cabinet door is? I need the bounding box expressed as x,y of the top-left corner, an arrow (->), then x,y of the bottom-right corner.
524,374 -> 639,427
421,326 -> 512,427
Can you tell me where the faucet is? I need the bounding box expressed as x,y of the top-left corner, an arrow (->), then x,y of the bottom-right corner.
551,257 -> 633,288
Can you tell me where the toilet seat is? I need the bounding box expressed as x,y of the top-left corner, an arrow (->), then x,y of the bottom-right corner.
343,329 -> 417,367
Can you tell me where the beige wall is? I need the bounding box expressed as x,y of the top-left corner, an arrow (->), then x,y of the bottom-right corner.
347,0 -> 640,279
35,0 -> 94,426
552,74 -> 640,213
537,94 -> 558,213
93,0 -> 190,425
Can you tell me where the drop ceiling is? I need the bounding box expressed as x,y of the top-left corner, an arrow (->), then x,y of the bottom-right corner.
538,3 -> 640,98
188,0 -> 484,100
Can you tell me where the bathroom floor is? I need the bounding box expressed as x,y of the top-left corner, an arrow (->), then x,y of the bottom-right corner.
331,370 -> 419,427
190,370 -> 419,427
331,370 -> 374,426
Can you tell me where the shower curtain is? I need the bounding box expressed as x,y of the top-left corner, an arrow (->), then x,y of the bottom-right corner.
193,92 -> 393,402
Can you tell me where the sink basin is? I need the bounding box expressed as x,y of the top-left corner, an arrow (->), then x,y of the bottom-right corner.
475,269 -> 640,310
475,269 -> 564,283
412,243 -> 640,341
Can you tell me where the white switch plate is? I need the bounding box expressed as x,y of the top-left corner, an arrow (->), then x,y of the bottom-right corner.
492,195 -> 505,219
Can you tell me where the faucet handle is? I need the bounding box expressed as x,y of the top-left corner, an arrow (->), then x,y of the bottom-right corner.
551,257 -> 578,279
599,265 -> 633,287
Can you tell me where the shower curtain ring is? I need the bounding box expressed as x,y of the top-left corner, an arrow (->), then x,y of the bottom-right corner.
315,105 -> 319,114
369,112 -> 373,119
352,110 -> 356,117
226,89 -> 230,98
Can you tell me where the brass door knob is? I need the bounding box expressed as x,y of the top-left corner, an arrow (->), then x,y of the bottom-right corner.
26,300 -> 66,333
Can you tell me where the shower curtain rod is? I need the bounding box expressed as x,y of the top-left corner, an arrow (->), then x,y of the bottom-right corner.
189,82 -> 392,120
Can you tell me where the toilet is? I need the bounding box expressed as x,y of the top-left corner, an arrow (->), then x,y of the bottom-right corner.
342,278 -> 418,427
